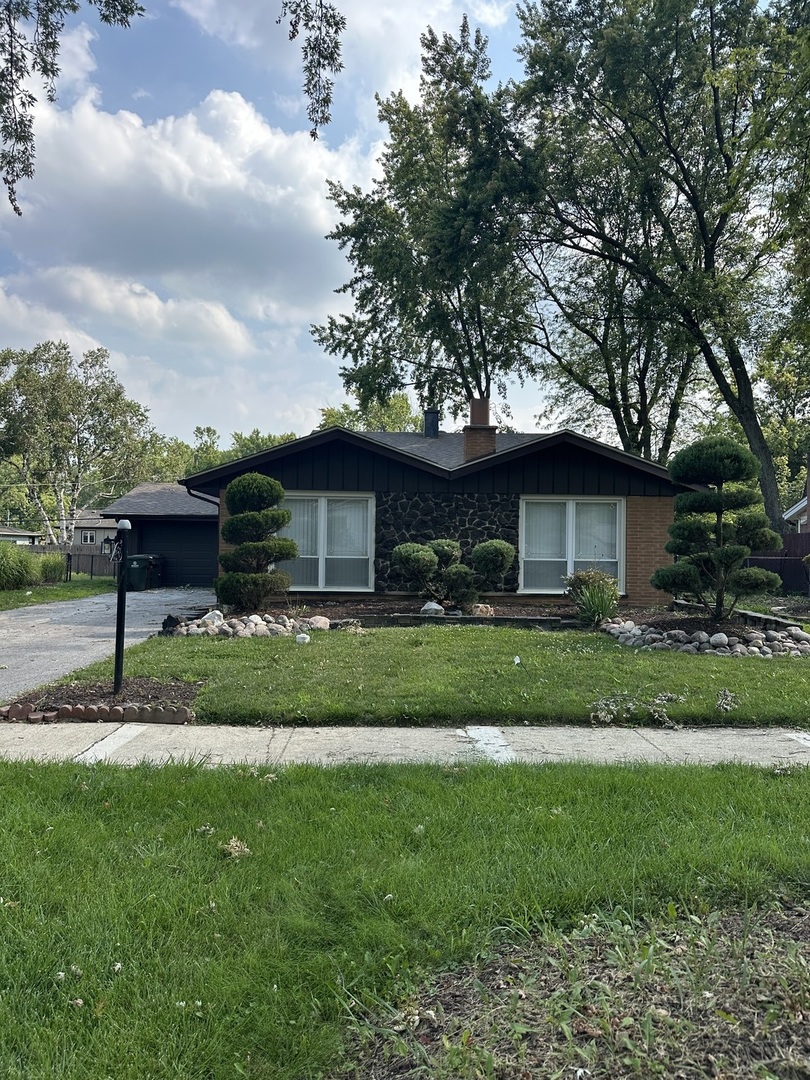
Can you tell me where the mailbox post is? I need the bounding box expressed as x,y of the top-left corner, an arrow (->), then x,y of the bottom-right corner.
113,519 -> 131,695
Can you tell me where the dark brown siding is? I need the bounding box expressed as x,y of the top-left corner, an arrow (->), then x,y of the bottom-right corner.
131,520 -> 218,586
243,443 -> 677,498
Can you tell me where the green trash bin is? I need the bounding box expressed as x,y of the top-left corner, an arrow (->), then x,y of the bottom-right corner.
126,554 -> 163,591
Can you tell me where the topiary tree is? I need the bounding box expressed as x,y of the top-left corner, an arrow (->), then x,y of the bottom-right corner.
391,537 -> 516,610
215,473 -> 298,612
651,436 -> 782,620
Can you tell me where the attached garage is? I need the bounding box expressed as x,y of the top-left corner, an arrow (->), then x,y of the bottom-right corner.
101,484 -> 219,588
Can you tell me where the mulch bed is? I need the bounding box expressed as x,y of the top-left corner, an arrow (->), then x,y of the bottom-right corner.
28,677 -> 202,713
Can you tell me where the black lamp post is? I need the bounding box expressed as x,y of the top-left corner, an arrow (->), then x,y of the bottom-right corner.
113,519 -> 131,695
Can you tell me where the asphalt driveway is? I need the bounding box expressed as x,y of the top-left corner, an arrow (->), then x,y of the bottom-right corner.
0,587 -> 216,703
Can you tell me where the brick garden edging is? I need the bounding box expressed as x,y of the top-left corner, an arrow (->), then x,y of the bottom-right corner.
0,703 -> 194,724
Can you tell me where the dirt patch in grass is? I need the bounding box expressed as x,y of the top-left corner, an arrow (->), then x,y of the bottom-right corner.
334,905 -> 810,1079
29,677 -> 202,711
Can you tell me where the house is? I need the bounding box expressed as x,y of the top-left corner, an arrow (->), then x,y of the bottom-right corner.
100,482 -> 219,587
784,496 -> 808,533
0,524 -> 41,545
181,402 -> 692,604
72,509 -> 119,549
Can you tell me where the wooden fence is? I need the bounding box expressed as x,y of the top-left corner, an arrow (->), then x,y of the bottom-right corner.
747,533 -> 810,595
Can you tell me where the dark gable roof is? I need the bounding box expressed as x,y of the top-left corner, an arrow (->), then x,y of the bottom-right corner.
182,425 -> 683,494
101,483 -> 218,519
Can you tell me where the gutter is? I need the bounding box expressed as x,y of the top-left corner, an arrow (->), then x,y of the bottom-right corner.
178,480 -> 220,508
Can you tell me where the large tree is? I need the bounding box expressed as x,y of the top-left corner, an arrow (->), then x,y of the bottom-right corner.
511,0 -> 810,530
313,19 -> 541,419
0,0 -> 345,214
0,341 -> 155,545
528,243 -> 704,463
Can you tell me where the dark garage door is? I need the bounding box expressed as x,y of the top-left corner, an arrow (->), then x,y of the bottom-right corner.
133,520 -> 219,587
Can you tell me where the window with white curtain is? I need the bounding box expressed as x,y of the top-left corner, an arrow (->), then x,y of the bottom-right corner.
520,498 -> 623,592
276,495 -> 374,590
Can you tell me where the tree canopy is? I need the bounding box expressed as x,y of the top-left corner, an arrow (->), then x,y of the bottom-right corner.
509,0 -> 810,528
317,393 -> 422,432
312,19 -> 541,419
0,341 -> 154,544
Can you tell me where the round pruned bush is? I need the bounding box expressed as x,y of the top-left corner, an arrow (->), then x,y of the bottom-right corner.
218,539 -> 299,575
392,543 -> 440,596
427,539 -> 461,570
444,563 -> 479,609
224,473 -> 285,516
214,570 -> 292,611
221,509 -> 292,546
471,539 -> 515,585
0,543 -> 40,590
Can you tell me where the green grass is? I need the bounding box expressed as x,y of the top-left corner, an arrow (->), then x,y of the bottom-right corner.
0,574 -> 116,611
56,624 -> 810,726
0,760 -> 807,1078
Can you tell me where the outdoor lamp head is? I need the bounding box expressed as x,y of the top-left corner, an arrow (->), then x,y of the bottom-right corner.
117,519 -> 132,532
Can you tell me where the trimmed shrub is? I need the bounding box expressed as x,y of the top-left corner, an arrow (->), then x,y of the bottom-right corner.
224,474 -> 285,516
218,539 -> 299,574
215,472 -> 298,611
221,509 -> 292,546
0,543 -> 40,590
392,543 -> 441,597
444,563 -> 478,608
427,539 -> 461,570
392,536 -> 516,610
651,436 -> 782,620
38,552 -> 67,583
214,570 -> 292,611
470,539 -> 515,585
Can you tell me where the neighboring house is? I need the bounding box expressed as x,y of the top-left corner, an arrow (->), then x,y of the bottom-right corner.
181,402 -> 695,604
72,509 -> 119,549
100,482 -> 219,587
0,525 -> 41,545
784,496 -> 808,533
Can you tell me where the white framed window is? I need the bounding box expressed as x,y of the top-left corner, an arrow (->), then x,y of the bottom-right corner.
80,530 -> 96,545
277,494 -> 375,590
519,498 -> 624,593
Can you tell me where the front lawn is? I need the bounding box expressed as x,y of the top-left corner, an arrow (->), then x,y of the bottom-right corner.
0,760 -> 807,1078
0,575 -> 116,611
52,625 -> 810,726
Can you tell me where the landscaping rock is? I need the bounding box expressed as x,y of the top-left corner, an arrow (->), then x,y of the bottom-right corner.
600,616 -> 810,660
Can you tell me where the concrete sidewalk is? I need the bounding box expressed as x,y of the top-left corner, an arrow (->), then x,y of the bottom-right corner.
0,721 -> 808,767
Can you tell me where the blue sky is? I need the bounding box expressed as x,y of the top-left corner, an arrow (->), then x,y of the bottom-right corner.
0,0 -> 538,446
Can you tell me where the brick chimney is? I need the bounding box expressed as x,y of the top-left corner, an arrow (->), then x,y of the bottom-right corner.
463,398 -> 497,461
423,408 -> 440,438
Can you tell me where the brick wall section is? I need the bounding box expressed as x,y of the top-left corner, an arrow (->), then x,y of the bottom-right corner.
462,425 -> 497,461
625,496 -> 673,604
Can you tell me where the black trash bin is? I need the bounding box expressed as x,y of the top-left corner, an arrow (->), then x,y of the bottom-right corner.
126,554 -> 164,591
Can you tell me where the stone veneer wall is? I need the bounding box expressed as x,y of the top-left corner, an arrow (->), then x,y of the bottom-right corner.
375,492 -> 520,593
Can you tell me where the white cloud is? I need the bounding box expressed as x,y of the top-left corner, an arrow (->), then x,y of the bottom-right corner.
9,267 -> 256,356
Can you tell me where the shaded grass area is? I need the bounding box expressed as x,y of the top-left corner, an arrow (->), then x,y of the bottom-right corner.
0,760 -> 808,1078
55,625 -> 810,726
0,575 -> 115,611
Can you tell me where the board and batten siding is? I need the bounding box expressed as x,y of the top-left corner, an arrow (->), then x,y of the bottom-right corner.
228,442 -> 677,499
131,520 -> 219,587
